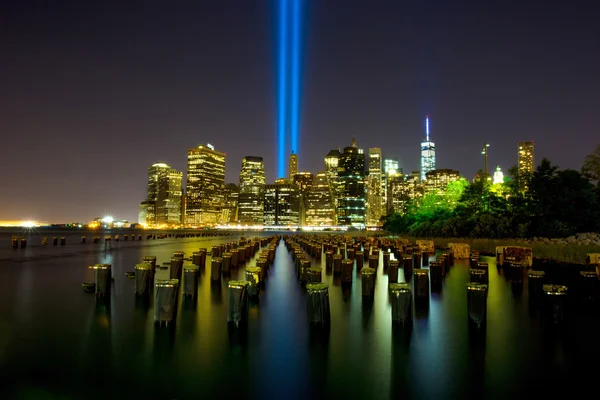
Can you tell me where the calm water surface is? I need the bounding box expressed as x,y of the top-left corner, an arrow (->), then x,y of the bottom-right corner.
0,229 -> 598,399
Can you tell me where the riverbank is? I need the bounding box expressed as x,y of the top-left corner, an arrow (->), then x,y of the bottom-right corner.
403,237 -> 600,264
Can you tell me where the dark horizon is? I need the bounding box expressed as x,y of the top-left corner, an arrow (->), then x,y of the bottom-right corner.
1,0 -> 598,222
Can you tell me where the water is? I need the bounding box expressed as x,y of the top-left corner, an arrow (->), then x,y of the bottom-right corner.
0,229 -> 599,399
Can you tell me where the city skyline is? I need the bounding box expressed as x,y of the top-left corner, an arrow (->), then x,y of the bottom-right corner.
1,0 -> 598,222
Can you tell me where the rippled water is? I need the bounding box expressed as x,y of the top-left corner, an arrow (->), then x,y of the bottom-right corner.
0,230 -> 599,399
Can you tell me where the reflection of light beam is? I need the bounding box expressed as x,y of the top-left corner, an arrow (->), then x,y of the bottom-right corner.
277,0 -> 289,178
290,0 -> 301,155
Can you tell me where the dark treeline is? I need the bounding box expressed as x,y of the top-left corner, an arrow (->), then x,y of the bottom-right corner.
384,145 -> 600,238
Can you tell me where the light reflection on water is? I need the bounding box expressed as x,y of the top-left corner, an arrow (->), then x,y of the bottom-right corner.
0,232 -> 599,399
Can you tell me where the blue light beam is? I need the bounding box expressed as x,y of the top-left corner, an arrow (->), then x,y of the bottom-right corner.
290,0 -> 301,155
277,0 -> 289,178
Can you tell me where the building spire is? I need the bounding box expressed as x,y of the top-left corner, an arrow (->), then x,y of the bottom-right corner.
351,137 -> 358,148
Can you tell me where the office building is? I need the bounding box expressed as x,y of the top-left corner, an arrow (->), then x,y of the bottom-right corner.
223,183 -> 239,223
289,151 -> 298,179
420,115 -> 436,180
337,140 -> 366,226
305,172 -> 335,227
518,141 -> 535,179
388,172 -> 423,215
264,179 -> 300,226
238,156 -> 266,225
142,162 -> 182,227
367,148 -> 383,226
185,144 -> 226,227
325,149 -> 343,222
424,169 -> 461,194
293,172 -> 314,226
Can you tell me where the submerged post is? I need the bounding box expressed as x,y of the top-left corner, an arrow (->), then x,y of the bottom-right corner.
543,284 -> 568,324
134,263 -> 153,296
228,281 -> 250,326
306,283 -> 330,326
183,265 -> 199,298
91,264 -> 112,297
361,267 -> 376,297
154,279 -> 179,325
466,283 -> 488,329
389,283 -> 412,326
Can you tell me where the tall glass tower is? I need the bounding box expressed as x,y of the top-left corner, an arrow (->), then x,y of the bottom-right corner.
420,115 -> 436,181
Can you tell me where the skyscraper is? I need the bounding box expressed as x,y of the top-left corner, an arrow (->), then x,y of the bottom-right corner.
142,162 -> 182,227
420,115 -> 436,181
424,169 -> 461,194
293,171 -> 314,226
367,148 -> 383,226
337,140 -> 366,226
305,172 -> 335,227
518,141 -> 535,177
382,158 -> 400,217
223,183 -> 240,223
264,179 -> 300,226
325,149 -> 342,223
289,151 -> 298,179
238,156 -> 266,225
185,144 -> 226,227
384,158 -> 400,175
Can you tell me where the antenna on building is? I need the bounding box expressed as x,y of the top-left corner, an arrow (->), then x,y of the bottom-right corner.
425,115 -> 430,141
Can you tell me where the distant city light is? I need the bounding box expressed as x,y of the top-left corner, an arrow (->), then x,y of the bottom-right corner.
493,166 -> 504,184
101,216 -> 114,224
21,221 -> 37,228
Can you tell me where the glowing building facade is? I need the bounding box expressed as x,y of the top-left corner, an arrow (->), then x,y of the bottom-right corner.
142,162 -> 182,227
293,171 -> 314,226
289,152 -> 298,179
420,115 -> 436,181
264,179 -> 300,226
238,156 -> 266,225
337,141 -> 366,226
493,166 -> 504,184
424,169 -> 461,194
388,172 -> 423,215
223,183 -> 240,223
518,141 -> 535,180
367,148 -> 383,226
305,172 -> 335,226
185,144 -> 226,227
325,149 -> 343,221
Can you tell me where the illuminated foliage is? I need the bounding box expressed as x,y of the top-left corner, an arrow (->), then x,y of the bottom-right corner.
384,159 -> 600,238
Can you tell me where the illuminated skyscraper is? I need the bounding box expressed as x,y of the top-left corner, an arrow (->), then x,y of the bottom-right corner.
289,152 -> 298,179
293,171 -> 314,226
143,162 -> 182,227
382,158 -> 400,217
338,141 -> 366,226
325,149 -> 343,222
185,144 -> 226,227
223,183 -> 239,223
305,172 -> 335,226
264,178 -> 300,226
238,156 -> 266,225
367,148 -> 383,226
420,115 -> 436,181
424,169 -> 461,194
388,172 -> 423,215
518,141 -> 535,178
384,158 -> 400,175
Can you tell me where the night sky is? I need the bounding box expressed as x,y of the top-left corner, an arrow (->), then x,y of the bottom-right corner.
1,0 -> 598,222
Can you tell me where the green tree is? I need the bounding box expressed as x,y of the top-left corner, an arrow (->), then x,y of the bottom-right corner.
582,144 -> 600,185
